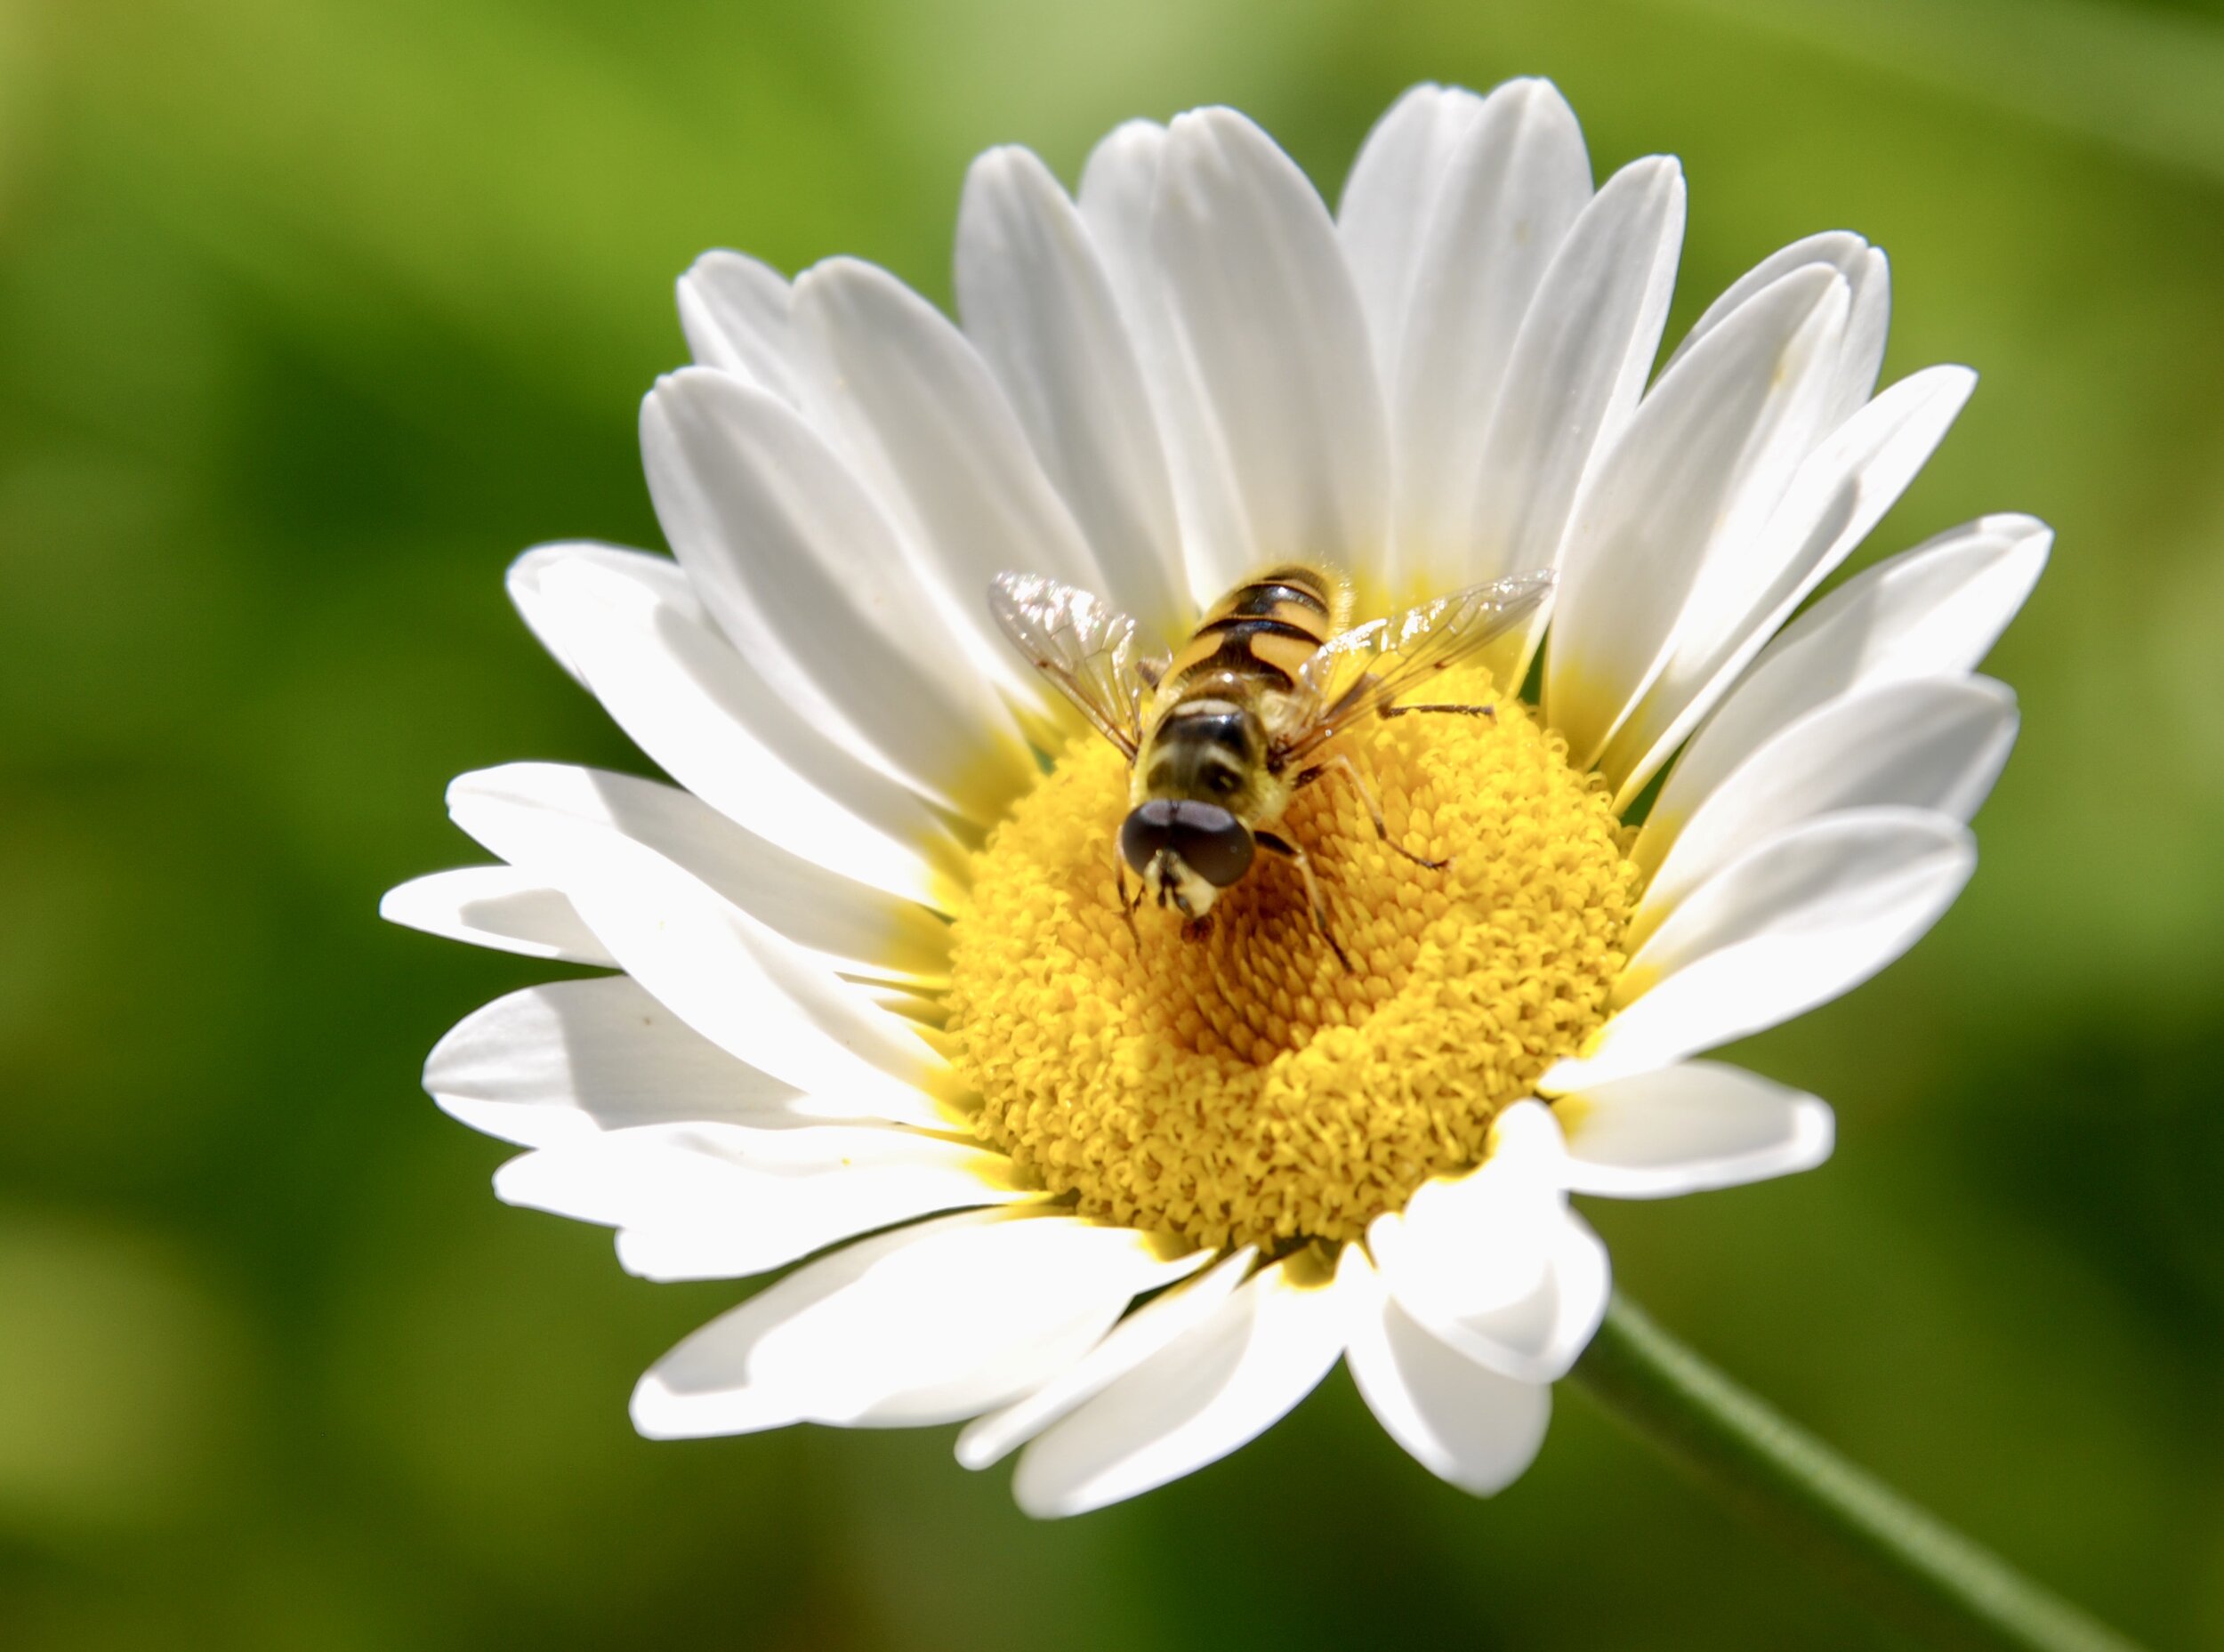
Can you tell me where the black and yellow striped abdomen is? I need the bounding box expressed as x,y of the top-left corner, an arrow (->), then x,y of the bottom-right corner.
1164,565 -> 1345,694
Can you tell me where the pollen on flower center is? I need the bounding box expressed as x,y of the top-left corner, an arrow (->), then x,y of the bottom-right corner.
945,668 -> 1639,1252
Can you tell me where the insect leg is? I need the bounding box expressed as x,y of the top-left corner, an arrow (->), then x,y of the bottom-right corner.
1254,829 -> 1350,972
1292,753 -> 1449,872
1114,848 -> 1142,938
1380,702 -> 1495,720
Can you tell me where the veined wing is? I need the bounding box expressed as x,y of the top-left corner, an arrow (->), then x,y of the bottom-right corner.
987,572 -> 1163,763
1278,570 -> 1556,764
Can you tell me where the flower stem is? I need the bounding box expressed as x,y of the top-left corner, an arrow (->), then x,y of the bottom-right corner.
1570,1293 -> 2147,1652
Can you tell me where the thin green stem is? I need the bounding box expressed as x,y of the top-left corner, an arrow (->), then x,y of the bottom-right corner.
1571,1294 -> 2147,1652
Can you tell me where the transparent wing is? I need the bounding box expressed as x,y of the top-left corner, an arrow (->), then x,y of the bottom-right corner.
987,572 -> 1162,762
1279,570 -> 1556,764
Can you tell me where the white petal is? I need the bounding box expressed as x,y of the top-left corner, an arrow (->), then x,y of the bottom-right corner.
1554,1061 -> 1834,1198
1373,81 -> 1593,586
1546,263 -> 1852,766
955,146 -> 1187,635
1831,246 -> 1893,422
1364,1100 -> 1567,1319
1667,232 -> 1890,428
508,540 -> 702,688
641,367 -> 1036,818
1079,119 -> 1253,606
1339,1244 -> 1551,1495
378,866 -> 613,965
470,782 -> 944,1123
496,1122 -> 1009,1230
422,977 -> 858,1148
495,1122 -> 1032,1282
676,250 -> 802,405
791,257 -> 1105,715
1550,808 -> 1978,1090
1451,155 -> 1684,669
1011,1247 -> 1348,1518
1374,1202 -> 1609,1383
1337,84 -> 1487,370
1643,514 -> 2051,853
1633,676 -> 2016,939
956,1246 -> 1251,1470
524,548 -> 965,908
447,762 -> 950,982
631,1211 -> 1205,1436
861,983 -> 949,1026
1598,365 -> 1978,804
1151,107 -> 1390,584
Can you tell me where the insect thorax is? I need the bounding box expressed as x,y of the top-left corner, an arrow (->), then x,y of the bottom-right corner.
1132,694 -> 1260,803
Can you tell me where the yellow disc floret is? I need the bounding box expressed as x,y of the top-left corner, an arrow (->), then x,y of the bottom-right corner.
947,669 -> 1638,1252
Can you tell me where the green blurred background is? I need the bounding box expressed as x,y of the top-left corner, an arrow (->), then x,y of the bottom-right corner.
4,0 -> 2221,1645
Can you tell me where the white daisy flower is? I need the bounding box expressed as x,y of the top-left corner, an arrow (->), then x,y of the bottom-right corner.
383,79 -> 2047,1516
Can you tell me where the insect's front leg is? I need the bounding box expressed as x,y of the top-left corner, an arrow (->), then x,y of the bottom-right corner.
1292,753 -> 1450,872
1114,847 -> 1142,939
1254,829 -> 1350,972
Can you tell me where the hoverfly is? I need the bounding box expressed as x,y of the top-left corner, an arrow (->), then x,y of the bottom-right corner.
988,564 -> 1555,968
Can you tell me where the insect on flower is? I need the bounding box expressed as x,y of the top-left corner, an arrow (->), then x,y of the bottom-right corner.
990,565 -> 1554,963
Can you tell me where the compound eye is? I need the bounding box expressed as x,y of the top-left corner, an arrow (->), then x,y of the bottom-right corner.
1169,802 -> 1255,888
1119,800 -> 1176,874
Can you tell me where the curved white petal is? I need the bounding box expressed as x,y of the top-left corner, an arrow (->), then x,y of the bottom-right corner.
1364,81 -> 1593,588
1555,1061 -> 1834,1197
1643,515 -> 2051,852
1360,1100 -> 1601,1383
1373,1200 -> 1609,1384
956,1246 -> 1251,1471
1831,244 -> 1894,427
421,978 -> 887,1148
447,762 -> 951,983
551,879 -> 939,1123
1338,83 -> 1487,370
1549,808 -> 1978,1091
1452,155 -> 1684,667
1547,263 -> 1852,766
379,866 -> 613,965
1011,1247 -> 1348,1518
469,783 -> 943,1123
1079,118 -> 1253,608
1365,1100 -> 1567,1319
1598,364 -> 1978,804
791,257 -> 1104,715
494,1122 -> 1032,1282
1151,107 -> 1389,587
1633,676 -> 2017,940
955,146 -> 1187,636
641,367 -> 1037,818
508,541 -> 702,689
1667,232 -> 1890,428
631,1211 -> 1205,1437
676,250 -> 802,405
1339,1244 -> 1551,1495
525,549 -> 965,908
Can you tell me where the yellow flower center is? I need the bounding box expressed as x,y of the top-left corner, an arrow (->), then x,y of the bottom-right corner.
945,669 -> 1638,1252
